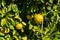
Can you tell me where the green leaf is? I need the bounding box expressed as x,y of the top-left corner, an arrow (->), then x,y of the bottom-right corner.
10,25 -> 14,30
29,24 -> 33,30
11,19 -> 15,26
1,8 -> 5,14
43,37 -> 51,40
3,7 -> 7,13
1,18 -> 7,26
2,0 -> 6,7
0,10 -> 2,13
47,6 -> 51,10
41,0 -> 44,3
31,6 -> 38,13
0,32 -> 4,36
59,18 -> 60,22
5,23 -> 9,27
13,30 -> 16,35
58,0 -> 60,4
11,4 -> 19,13
49,24 -> 56,34
49,0 -> 53,3
7,4 -> 12,12
53,37 -> 60,40
54,11 -> 58,16
0,37 -> 5,40
21,29 -> 24,32
13,35 -> 19,40
19,36 -> 21,40
5,34 -> 10,38
6,38 -> 11,40
51,16 -> 55,22
53,5 -> 57,10
44,27 -> 50,35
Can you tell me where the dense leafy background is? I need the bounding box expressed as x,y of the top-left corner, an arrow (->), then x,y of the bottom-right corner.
0,0 -> 60,40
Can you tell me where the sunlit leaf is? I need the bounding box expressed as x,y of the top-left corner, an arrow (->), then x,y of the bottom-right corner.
0,37 -> 5,40
0,32 -> 4,36
7,4 -> 12,12
2,0 -> 5,7
49,0 -> 53,3
10,25 -> 14,30
1,18 -> 7,26
29,24 -> 33,30
43,37 -> 51,40
11,4 -> 19,13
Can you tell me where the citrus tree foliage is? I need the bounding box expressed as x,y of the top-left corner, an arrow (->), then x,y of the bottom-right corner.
0,0 -> 60,40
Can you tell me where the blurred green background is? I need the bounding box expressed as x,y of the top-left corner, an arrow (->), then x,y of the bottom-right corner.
0,0 -> 60,40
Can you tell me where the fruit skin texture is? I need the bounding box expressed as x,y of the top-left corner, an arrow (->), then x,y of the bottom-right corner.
34,14 -> 44,24
16,23 -> 23,30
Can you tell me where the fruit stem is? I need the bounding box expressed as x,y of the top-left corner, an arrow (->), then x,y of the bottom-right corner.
41,21 -> 43,40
